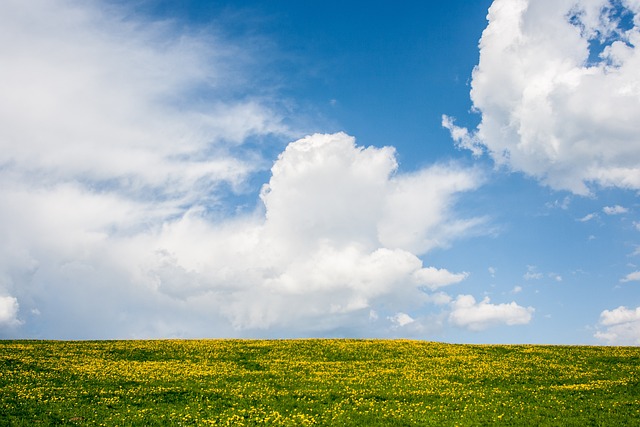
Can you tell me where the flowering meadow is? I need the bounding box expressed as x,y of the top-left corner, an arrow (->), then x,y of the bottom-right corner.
0,340 -> 638,426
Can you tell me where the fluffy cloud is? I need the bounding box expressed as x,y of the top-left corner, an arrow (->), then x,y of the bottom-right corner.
3,0 -> 544,341
445,0 -> 640,195
0,122 -> 484,336
449,295 -> 534,331
595,306 -> 640,344
0,296 -> 20,327
136,133 -> 483,334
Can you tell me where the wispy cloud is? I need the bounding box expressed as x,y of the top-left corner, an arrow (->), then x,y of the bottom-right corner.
0,1 -> 287,198
0,0 -> 299,337
546,196 -> 571,210
578,213 -> 597,222
603,205 -> 629,215
441,115 -> 484,156
523,266 -> 543,280
621,271 -> 640,283
549,273 -> 562,282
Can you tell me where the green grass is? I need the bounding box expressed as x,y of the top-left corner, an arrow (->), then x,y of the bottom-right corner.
0,340 -> 638,426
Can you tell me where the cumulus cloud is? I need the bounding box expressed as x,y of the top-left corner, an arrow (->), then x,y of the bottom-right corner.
0,296 -> 20,327
1,0 -> 553,340
146,133 -> 482,333
1,117 -> 484,336
595,306 -> 640,344
448,295 -> 534,331
445,0 -> 640,194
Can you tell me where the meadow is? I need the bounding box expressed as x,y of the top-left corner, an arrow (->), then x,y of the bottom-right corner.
0,339 -> 638,426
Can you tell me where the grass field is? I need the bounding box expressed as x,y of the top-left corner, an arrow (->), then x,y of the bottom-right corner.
0,340 -> 638,426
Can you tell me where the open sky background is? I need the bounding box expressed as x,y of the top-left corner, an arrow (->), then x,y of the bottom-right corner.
1,0 -> 640,344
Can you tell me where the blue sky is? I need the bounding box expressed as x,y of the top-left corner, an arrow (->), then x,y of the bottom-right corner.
1,0 -> 639,344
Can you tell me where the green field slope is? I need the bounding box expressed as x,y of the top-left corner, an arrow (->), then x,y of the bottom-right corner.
0,340 -> 638,426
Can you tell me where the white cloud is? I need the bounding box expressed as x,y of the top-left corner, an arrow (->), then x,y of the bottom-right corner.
0,296 -> 20,327
448,294 -> 534,331
549,273 -> 563,282
0,0 -> 292,339
522,266 -> 561,282
1,126 -> 482,337
546,196 -> 572,210
388,312 -> 416,327
599,306 -> 640,326
595,306 -> 640,344
424,292 -> 453,306
413,267 -> 469,290
621,271 -> 640,282
197,133 -> 482,331
603,205 -> 629,215
376,163 -> 486,255
523,265 -> 543,280
511,286 -> 523,294
0,1 -> 491,339
578,213 -> 598,222
0,0 -> 287,205
441,115 -> 484,156
488,266 -> 497,277
445,0 -> 640,195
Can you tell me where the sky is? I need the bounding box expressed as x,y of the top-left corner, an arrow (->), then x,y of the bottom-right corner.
1,0 -> 639,344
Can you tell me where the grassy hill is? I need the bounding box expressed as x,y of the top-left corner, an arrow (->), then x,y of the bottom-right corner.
1,339 -> 638,425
